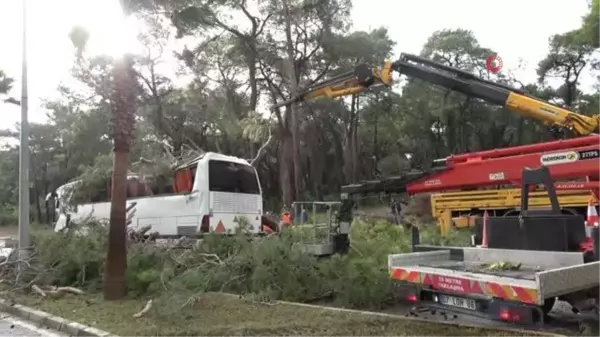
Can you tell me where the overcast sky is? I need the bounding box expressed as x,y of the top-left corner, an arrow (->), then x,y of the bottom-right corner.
0,0 -> 595,131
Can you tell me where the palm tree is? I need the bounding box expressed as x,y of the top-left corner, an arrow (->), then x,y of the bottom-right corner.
0,70 -> 14,95
1,70 -> 18,105
69,25 -> 136,300
103,55 -> 136,300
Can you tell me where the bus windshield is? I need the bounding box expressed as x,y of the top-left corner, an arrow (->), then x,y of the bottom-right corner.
208,160 -> 260,194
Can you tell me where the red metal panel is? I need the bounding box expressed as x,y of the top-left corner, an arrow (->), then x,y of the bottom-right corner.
445,135 -> 600,165
407,143 -> 599,194
512,286 -> 536,304
486,282 -> 508,299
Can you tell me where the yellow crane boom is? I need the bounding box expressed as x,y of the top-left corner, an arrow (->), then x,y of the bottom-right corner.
273,53 -> 599,137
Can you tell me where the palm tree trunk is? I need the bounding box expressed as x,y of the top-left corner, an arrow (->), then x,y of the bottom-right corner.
103,56 -> 136,300
103,150 -> 129,299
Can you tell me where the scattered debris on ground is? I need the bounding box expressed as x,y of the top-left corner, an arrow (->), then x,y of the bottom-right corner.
481,261 -> 522,271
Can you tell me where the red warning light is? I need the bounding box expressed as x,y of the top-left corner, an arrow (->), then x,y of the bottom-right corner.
485,55 -> 503,74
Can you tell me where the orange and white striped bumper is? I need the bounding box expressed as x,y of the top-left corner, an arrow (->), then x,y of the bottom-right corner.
390,267 -> 539,304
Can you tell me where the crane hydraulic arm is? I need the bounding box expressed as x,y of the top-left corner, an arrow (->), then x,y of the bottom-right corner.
406,137 -> 600,194
340,135 -> 600,196
273,53 -> 600,136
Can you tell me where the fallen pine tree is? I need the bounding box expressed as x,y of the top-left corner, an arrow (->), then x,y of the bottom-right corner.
0,218 -> 470,313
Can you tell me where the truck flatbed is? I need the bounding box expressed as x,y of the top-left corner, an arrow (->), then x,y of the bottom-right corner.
423,260 -> 540,280
388,246 -> 599,306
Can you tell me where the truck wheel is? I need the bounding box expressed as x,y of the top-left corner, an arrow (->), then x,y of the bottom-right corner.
531,297 -> 556,323
541,297 -> 556,315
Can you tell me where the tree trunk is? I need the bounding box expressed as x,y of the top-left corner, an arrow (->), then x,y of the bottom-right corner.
103,150 -> 129,300
34,186 -> 42,223
104,56 -> 136,300
291,108 -> 302,201
279,130 -> 295,207
43,162 -> 50,224
343,94 -> 359,183
247,53 -> 258,111
282,0 -> 302,202
309,135 -> 325,200
373,97 -> 379,175
352,95 -> 360,181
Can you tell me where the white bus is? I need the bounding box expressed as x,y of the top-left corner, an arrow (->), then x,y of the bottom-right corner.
48,152 -> 264,237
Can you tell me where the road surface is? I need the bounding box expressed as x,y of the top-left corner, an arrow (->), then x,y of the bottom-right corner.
380,299 -> 597,335
0,312 -> 65,336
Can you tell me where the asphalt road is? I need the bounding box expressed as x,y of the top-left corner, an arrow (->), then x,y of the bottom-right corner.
0,312 -> 66,337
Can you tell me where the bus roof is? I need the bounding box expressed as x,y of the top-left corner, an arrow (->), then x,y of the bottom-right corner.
175,152 -> 251,170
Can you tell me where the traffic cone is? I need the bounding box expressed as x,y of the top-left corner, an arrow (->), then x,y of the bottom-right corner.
479,210 -> 489,248
585,198 -> 599,236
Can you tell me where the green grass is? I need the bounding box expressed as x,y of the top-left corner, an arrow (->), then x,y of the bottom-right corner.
13,292 -> 541,336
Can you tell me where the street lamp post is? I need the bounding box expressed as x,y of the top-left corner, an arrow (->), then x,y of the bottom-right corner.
18,0 -> 30,259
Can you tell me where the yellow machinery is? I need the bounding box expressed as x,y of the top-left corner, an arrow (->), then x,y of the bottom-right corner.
432,188 -> 591,230
273,52 -> 599,233
273,53 -> 599,137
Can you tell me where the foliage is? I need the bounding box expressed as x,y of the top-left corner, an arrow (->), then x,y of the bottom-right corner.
18,218 -> 468,311
581,0 -> 599,48
72,154 -> 113,204
0,70 -> 14,96
68,25 -> 90,56
536,0 -> 599,107
28,222 -> 108,288
0,1 -> 597,221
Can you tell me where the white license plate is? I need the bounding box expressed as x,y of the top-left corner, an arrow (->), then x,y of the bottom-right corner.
439,295 -> 476,310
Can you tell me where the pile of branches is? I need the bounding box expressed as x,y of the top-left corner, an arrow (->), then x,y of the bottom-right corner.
0,216 -> 470,319
0,203 -> 172,300
0,242 -> 87,299
30,285 -> 84,298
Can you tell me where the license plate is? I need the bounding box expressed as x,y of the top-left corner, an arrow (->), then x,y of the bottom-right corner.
439,295 -> 476,310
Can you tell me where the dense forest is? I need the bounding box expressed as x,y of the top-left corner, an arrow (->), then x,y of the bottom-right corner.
0,0 -> 598,225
